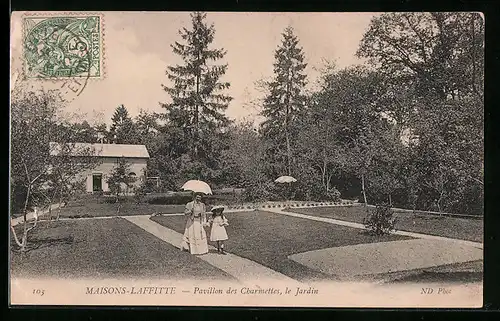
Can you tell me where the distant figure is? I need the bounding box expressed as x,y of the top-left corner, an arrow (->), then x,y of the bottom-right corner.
209,205 -> 229,255
180,193 -> 209,255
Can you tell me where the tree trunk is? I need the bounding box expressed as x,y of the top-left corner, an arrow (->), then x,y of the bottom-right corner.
388,194 -> 392,207
57,192 -> 63,221
322,151 -> 327,191
285,130 -> 292,176
11,184 -> 34,252
326,171 -> 330,192
470,14 -> 479,98
20,185 -> 33,252
285,103 -> 292,176
116,190 -> 122,214
285,69 -> 292,177
361,173 -> 368,206
437,190 -> 444,215
194,51 -> 201,162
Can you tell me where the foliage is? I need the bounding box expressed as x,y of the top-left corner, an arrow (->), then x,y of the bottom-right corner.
326,187 -> 342,202
106,157 -> 137,203
358,12 -> 484,101
109,104 -> 139,144
52,120 -> 103,143
10,12 -> 484,221
363,204 -> 397,236
220,121 -> 266,185
11,90 -> 60,214
10,88 -> 99,251
133,169 -> 154,203
45,141 -> 101,220
242,181 -> 279,203
134,110 -> 161,145
159,11 -> 232,183
357,12 -> 484,214
146,194 -> 195,205
260,27 -> 308,177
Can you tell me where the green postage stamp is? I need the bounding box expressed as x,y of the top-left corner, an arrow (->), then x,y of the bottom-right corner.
23,14 -> 103,79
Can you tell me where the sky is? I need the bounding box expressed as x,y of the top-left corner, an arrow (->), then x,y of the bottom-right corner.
11,12 -> 378,126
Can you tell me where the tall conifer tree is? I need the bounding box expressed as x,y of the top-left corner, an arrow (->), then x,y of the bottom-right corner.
260,27 -> 308,176
161,12 -> 232,170
109,104 -> 137,144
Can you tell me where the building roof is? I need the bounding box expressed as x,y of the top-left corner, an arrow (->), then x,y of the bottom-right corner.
49,142 -> 150,158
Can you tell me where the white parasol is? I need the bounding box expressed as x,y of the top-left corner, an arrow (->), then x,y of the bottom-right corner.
181,180 -> 213,195
274,176 -> 298,184
275,175 -> 297,201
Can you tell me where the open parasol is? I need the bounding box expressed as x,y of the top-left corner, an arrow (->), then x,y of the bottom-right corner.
181,180 -> 213,195
274,176 -> 298,184
275,176 -> 297,201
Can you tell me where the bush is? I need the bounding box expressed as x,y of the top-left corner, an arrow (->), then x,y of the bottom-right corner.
134,180 -> 155,204
143,191 -> 242,206
205,194 -> 242,206
102,195 -> 135,204
363,204 -> 397,236
243,182 -> 278,202
146,194 -> 193,205
326,187 -> 341,202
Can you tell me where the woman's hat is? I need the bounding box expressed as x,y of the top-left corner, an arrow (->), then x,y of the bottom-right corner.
211,205 -> 225,212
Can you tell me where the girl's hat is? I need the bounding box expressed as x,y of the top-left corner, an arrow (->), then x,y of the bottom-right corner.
211,205 -> 225,212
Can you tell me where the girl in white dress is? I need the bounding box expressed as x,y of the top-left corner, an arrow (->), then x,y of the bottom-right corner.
209,206 -> 229,255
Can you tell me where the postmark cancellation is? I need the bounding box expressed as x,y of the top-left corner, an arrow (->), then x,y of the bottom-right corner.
22,13 -> 104,80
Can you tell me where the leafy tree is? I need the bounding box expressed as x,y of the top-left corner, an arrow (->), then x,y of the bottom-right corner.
72,121 -> 98,143
45,140 -> 101,220
357,12 -> 484,101
357,12 -> 484,214
295,68 -> 348,196
106,157 -> 137,213
135,110 -> 160,140
160,11 -> 232,182
94,123 -> 109,143
365,125 -> 406,207
10,89 -> 60,251
319,66 -> 387,205
260,27 -> 308,177
109,104 -> 138,144
220,121 -> 267,186
10,88 -> 100,251
50,120 -> 107,144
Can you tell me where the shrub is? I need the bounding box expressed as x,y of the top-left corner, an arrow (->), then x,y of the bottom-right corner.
363,204 -> 397,236
326,187 -> 341,202
102,196 -> 131,204
134,182 -> 149,204
243,182 -> 278,202
146,194 -> 193,205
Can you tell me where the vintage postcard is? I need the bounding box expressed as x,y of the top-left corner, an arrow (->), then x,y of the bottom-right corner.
9,11 -> 484,307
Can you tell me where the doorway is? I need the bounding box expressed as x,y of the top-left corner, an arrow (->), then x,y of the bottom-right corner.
92,173 -> 103,192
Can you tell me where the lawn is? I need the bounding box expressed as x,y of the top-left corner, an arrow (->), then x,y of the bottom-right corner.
151,210 -> 411,282
53,202 -> 185,219
10,218 -> 236,281
288,206 -> 483,243
387,260 -> 483,284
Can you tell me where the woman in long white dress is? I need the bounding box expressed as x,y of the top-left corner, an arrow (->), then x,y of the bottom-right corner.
180,193 -> 209,255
